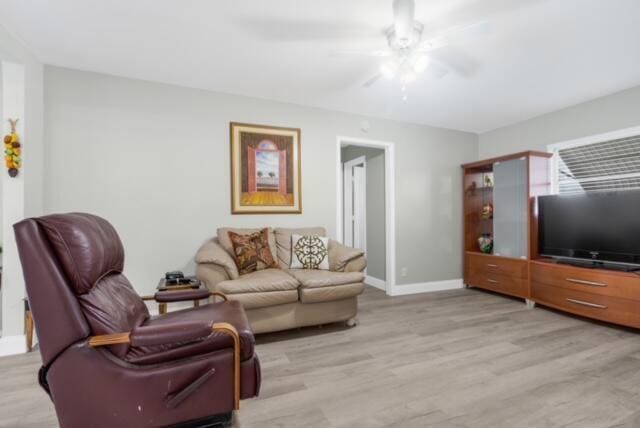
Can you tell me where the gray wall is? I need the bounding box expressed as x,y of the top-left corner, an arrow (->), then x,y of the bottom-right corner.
341,145 -> 386,281
0,62 -> 3,247
1,24 -> 45,338
44,66 -> 477,294
479,85 -> 640,158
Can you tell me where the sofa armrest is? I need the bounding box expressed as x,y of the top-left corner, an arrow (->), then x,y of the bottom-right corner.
196,263 -> 231,293
344,255 -> 367,273
328,239 -> 366,272
195,238 -> 239,279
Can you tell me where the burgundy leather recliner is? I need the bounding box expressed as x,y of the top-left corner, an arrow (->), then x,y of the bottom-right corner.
14,213 -> 261,428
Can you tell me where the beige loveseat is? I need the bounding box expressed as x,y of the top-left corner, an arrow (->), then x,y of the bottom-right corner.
195,227 -> 366,334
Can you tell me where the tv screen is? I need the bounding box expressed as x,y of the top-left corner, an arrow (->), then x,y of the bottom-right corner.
538,190 -> 640,266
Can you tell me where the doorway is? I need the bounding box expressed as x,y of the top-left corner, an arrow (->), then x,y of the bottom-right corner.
343,155 -> 367,250
337,136 -> 395,295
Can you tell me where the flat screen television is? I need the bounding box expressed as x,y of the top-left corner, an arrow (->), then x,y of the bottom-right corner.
538,190 -> 640,268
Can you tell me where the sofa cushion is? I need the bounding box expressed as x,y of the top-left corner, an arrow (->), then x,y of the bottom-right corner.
228,228 -> 279,275
274,227 -> 326,267
217,268 -> 299,294
227,290 -> 299,310
217,227 -> 277,262
288,269 -> 364,288
299,283 -> 364,304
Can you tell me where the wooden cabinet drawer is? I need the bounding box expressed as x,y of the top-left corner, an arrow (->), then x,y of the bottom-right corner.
466,252 -> 528,280
531,282 -> 640,329
466,271 -> 528,298
531,262 -> 640,301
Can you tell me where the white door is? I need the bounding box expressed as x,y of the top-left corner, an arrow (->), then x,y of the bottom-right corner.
343,156 -> 366,250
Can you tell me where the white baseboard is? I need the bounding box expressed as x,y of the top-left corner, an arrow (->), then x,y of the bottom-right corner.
389,279 -> 464,296
0,335 -> 27,357
365,276 -> 386,290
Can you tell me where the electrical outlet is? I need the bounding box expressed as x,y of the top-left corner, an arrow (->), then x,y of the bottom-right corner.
400,267 -> 407,277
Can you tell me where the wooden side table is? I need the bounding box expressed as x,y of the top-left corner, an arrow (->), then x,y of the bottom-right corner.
156,277 -> 204,314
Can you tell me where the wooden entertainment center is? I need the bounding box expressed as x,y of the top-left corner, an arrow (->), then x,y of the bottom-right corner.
462,151 -> 640,329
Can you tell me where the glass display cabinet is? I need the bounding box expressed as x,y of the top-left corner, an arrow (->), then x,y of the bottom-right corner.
462,151 -> 551,300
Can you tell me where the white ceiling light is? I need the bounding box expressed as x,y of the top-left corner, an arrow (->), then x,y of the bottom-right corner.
411,54 -> 430,73
399,69 -> 416,85
381,53 -> 430,81
380,60 -> 399,79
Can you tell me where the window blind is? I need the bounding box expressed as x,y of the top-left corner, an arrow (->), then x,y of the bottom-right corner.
555,134 -> 640,194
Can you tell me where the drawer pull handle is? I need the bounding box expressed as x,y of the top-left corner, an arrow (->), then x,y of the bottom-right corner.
566,298 -> 607,309
565,278 -> 607,287
487,264 -> 499,268
486,278 -> 499,284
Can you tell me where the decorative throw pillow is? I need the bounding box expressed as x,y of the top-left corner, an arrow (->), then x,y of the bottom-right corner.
290,234 -> 330,270
228,228 -> 279,275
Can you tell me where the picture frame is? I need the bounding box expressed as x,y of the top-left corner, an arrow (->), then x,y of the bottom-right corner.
230,122 -> 302,214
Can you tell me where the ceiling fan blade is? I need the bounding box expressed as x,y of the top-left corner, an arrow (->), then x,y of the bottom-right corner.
430,48 -> 480,78
238,18 -> 379,42
417,21 -> 491,53
440,20 -> 491,42
442,0 -> 544,24
363,73 -> 383,88
425,59 -> 450,79
392,0 -> 415,45
330,49 -> 393,58
415,36 -> 448,53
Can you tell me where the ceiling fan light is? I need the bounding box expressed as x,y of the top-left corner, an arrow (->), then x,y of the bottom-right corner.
399,70 -> 416,84
380,61 -> 398,79
411,55 -> 430,73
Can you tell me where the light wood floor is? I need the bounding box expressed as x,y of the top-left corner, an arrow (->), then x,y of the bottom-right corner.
2,286 -> 640,427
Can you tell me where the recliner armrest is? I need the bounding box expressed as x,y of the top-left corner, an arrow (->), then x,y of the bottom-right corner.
147,289 -> 227,303
87,321 -> 242,410
154,289 -> 212,303
129,322 -> 242,410
130,322 -> 214,348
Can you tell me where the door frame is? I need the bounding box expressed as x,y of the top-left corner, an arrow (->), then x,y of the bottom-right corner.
336,136 -> 396,296
343,155 -> 367,250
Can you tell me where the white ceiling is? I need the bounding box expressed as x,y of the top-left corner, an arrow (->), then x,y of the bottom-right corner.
1,0 -> 640,133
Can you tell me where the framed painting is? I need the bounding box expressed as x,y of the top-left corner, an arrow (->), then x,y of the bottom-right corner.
230,122 -> 302,214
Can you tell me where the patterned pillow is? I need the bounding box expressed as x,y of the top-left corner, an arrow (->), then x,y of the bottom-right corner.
228,228 -> 279,275
290,234 -> 330,270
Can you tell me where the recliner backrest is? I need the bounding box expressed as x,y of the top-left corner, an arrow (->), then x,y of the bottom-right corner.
15,218 -> 90,366
36,213 -> 125,294
15,213 -> 149,361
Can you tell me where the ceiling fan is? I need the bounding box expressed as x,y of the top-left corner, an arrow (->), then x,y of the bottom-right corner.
335,0 -> 490,91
